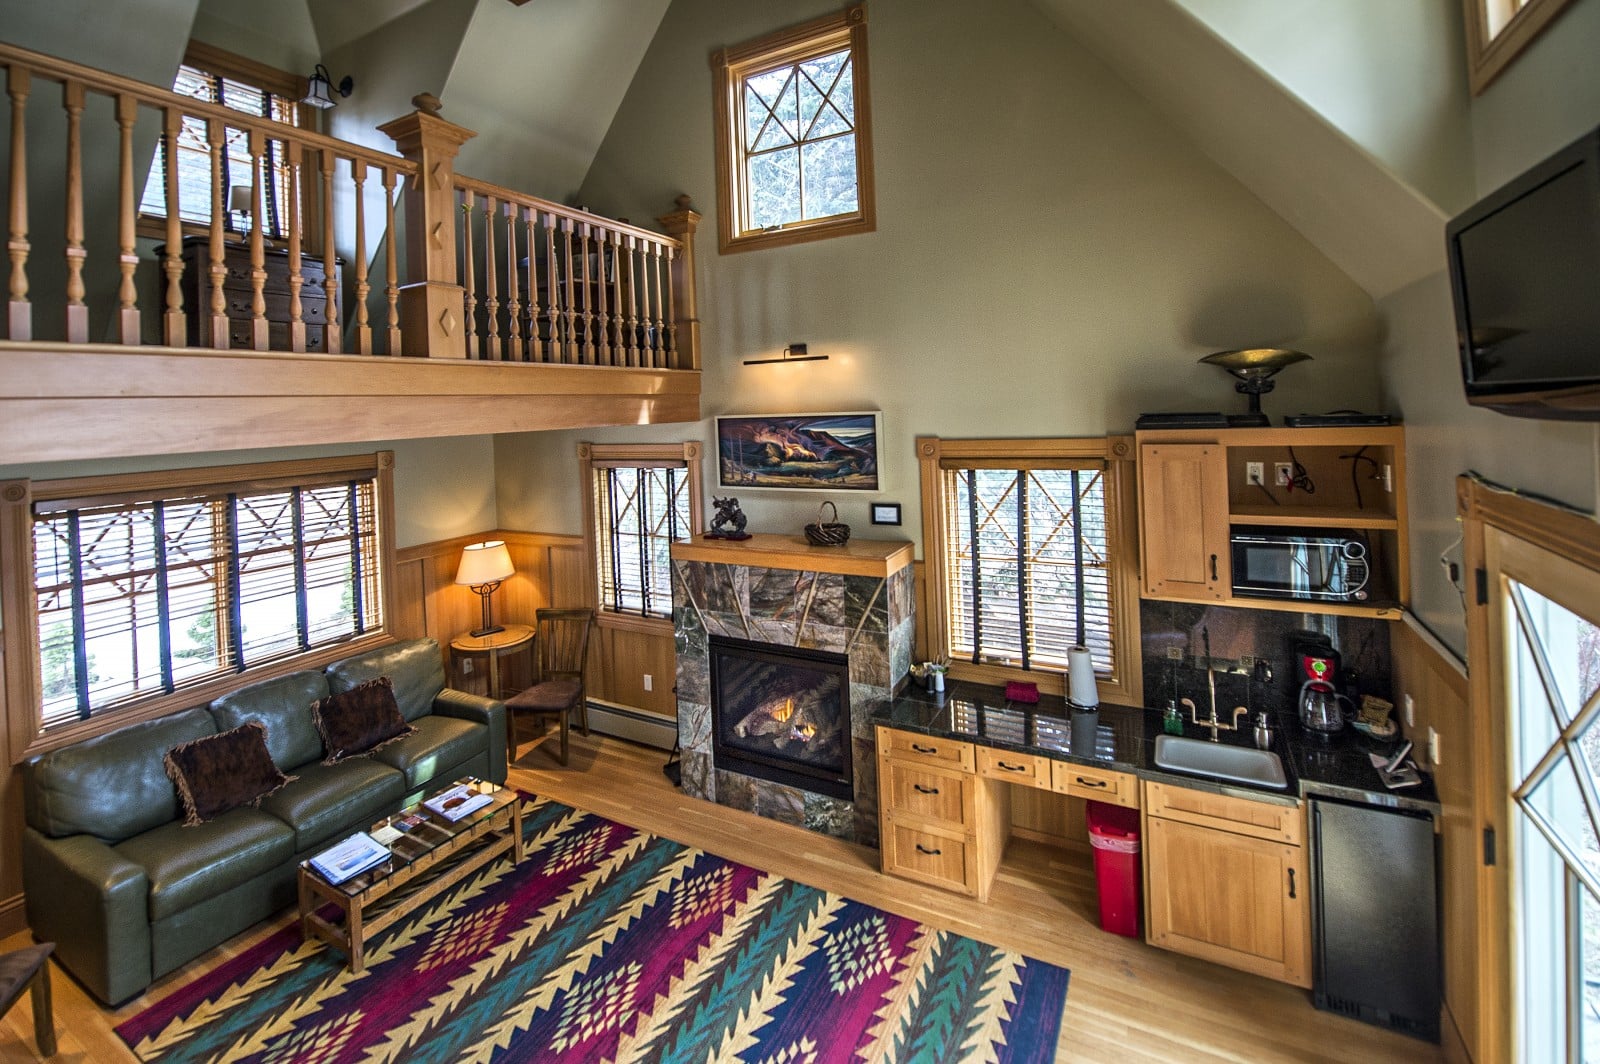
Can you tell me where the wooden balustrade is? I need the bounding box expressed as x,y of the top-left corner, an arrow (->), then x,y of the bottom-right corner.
0,41 -> 697,371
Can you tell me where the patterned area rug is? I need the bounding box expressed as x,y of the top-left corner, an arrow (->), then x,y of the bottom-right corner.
116,796 -> 1069,1062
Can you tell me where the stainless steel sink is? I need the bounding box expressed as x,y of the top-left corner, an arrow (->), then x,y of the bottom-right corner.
1154,734 -> 1288,790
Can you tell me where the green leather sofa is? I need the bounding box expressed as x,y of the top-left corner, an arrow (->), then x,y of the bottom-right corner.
20,638 -> 507,1005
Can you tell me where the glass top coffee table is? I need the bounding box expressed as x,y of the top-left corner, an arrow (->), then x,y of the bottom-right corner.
297,777 -> 523,972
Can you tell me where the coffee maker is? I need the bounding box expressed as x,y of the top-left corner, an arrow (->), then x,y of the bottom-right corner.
1292,631 -> 1346,735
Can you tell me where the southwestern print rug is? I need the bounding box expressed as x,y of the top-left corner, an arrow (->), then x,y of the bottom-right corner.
116,796 -> 1070,1063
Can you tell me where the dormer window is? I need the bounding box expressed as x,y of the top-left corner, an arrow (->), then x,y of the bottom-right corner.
1465,0 -> 1578,93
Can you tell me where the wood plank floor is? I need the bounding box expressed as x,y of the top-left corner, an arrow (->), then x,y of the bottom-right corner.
1,731 -> 1443,1062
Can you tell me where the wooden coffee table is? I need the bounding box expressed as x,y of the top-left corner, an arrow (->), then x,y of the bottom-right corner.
297,778 -> 523,972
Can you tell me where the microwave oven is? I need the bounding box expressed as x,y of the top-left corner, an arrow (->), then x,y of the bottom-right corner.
1230,528 -> 1370,603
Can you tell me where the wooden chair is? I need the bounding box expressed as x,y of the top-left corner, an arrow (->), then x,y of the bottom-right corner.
0,943 -> 56,1058
504,608 -> 594,766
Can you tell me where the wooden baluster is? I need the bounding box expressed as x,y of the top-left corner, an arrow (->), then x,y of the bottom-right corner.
205,117 -> 229,348
351,158 -> 371,354
662,242 -> 678,368
160,106 -> 185,346
601,228 -> 621,366
62,80 -> 88,343
647,240 -> 664,368
504,202 -> 522,360
483,194 -> 500,361
285,141 -> 305,352
560,215 -> 577,363
7,66 -> 31,341
114,93 -> 140,345
524,207 -> 543,361
383,167 -> 401,355
245,129 -> 268,350
623,232 -> 639,367
320,149 -> 340,353
543,211 -> 560,362
461,190 -> 478,359
578,218 -> 595,364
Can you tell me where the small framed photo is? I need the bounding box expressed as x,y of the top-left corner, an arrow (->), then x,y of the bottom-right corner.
870,502 -> 902,526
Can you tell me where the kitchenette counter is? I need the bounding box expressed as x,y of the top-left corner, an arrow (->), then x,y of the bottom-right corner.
874,680 -> 1440,815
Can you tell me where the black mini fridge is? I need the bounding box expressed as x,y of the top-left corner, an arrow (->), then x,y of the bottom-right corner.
1310,796 -> 1440,1042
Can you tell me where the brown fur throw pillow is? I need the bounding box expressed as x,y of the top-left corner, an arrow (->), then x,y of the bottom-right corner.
312,676 -> 415,764
165,721 -> 296,826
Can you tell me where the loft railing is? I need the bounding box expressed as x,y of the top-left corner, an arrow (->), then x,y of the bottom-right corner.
0,42 -> 699,366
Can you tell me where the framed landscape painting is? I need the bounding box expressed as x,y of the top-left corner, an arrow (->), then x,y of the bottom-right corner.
715,412 -> 881,491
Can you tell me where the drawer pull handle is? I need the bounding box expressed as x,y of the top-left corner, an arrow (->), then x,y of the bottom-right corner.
998,761 -> 1027,772
1075,777 -> 1108,788
912,784 -> 940,795
910,743 -> 938,754
914,843 -> 943,856
1210,553 -> 1219,581
1287,868 -> 1297,900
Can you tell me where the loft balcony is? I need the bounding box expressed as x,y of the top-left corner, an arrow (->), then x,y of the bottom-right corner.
0,43 -> 702,464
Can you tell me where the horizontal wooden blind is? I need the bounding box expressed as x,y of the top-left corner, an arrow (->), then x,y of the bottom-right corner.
593,465 -> 687,619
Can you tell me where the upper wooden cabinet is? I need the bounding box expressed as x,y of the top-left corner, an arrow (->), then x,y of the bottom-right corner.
1135,427 -> 1408,619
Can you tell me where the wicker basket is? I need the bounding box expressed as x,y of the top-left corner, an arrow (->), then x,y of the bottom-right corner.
804,501 -> 851,546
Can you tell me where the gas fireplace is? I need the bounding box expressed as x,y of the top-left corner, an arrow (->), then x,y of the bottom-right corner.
709,635 -> 852,801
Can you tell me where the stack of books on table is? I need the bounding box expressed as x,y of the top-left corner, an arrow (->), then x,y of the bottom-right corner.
309,832 -> 391,885
423,782 -> 494,822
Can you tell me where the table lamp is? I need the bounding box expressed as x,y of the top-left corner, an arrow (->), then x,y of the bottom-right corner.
456,540 -> 514,637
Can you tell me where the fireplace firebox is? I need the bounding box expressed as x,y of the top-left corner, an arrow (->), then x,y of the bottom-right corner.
708,635 -> 852,801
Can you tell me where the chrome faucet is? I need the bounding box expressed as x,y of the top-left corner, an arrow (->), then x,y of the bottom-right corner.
1181,666 -> 1249,742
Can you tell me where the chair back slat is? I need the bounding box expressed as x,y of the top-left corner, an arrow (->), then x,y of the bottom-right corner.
536,608 -> 593,682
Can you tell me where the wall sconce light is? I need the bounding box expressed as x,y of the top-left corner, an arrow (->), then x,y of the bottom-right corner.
743,342 -> 828,367
303,64 -> 354,109
455,540 -> 515,637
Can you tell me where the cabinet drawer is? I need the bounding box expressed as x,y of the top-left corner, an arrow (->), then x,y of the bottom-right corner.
1144,780 -> 1303,844
976,747 -> 1051,789
877,727 -> 975,772
882,761 -> 973,829
883,822 -> 974,895
1053,762 -> 1139,809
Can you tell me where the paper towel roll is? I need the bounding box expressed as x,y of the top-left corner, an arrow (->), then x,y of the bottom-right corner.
1068,646 -> 1099,708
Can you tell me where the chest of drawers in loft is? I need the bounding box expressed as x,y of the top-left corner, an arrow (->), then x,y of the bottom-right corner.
170,238 -> 340,351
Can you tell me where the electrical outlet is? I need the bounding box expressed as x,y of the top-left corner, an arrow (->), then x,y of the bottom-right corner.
1246,461 -> 1264,485
1383,463 -> 1394,493
461,659 -> 473,674
1404,692 -> 1415,727
1275,462 -> 1294,487
1428,725 -> 1441,766
643,674 -> 653,692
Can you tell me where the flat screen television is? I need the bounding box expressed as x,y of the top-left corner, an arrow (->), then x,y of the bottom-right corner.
1446,125 -> 1600,420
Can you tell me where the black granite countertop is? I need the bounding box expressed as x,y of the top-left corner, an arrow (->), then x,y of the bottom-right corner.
874,680 -> 1441,815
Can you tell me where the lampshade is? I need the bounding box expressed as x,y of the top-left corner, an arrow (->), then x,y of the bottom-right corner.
455,541 -> 514,587
303,64 -> 353,110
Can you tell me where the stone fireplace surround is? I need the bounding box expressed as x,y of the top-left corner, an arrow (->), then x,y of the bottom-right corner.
671,535 -> 915,848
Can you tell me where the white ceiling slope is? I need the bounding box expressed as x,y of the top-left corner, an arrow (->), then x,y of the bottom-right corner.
1034,0 -> 1449,300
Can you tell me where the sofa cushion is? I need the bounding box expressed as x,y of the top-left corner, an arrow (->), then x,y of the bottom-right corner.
372,714 -> 486,789
312,677 -> 415,763
258,758 -> 406,853
164,722 -> 296,826
326,639 -> 445,722
209,670 -> 329,771
23,707 -> 217,843
115,809 -> 294,921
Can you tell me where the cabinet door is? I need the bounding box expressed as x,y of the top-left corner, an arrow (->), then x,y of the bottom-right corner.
1139,443 -> 1230,600
1144,815 -> 1310,987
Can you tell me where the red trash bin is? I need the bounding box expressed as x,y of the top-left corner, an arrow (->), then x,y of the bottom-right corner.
1085,799 -> 1141,937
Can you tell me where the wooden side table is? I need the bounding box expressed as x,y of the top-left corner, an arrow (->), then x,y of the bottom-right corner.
450,624 -> 535,701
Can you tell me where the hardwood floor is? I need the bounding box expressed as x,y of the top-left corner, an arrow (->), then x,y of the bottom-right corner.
1,731 -> 1443,1062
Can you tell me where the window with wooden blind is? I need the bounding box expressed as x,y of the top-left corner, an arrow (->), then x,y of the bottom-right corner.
579,443 -> 704,628
2,454 -> 395,755
917,436 -> 1141,704
137,41 -> 306,238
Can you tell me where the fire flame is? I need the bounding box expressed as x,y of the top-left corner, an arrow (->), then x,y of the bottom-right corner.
792,723 -> 817,741
772,698 -> 795,723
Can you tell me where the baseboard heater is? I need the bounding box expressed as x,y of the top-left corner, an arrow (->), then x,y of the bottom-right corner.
584,699 -> 677,751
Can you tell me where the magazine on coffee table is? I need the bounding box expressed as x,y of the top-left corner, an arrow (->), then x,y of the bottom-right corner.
309,832 -> 392,885
423,783 -> 494,822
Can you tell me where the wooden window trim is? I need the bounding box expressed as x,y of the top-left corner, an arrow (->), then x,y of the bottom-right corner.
917,435 -> 1141,705
710,3 -> 876,254
2,452 -> 397,764
1463,0 -> 1578,95
579,441 -> 705,635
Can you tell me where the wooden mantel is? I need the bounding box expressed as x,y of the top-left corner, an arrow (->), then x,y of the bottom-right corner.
670,533 -> 913,579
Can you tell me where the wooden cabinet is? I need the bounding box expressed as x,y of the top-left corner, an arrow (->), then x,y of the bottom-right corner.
876,727 -> 1003,899
1135,426 -> 1408,618
977,747 -> 1052,790
1142,781 -> 1311,987
169,238 -> 340,351
1051,761 -> 1139,809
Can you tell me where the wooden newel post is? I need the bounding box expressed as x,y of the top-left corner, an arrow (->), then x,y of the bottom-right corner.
656,194 -> 701,372
378,95 -> 476,358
